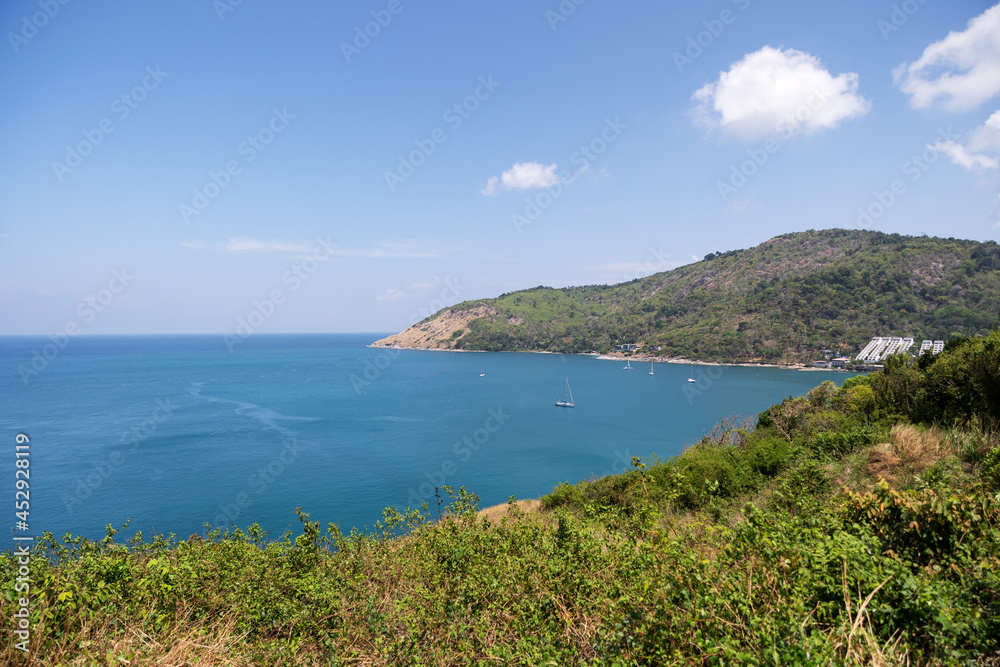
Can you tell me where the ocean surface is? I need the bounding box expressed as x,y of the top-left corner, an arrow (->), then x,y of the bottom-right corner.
1,334 -> 858,542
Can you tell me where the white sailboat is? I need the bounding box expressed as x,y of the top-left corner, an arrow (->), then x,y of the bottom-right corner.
555,377 -> 575,407
479,366 -> 485,377
687,366 -> 697,383
649,362 -> 654,376
623,359 -> 633,370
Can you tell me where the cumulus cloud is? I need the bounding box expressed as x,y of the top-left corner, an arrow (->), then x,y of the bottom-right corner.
480,161 -> 560,196
894,3 -> 1000,111
931,109 -> 1000,170
933,141 -> 999,170
691,46 -> 870,141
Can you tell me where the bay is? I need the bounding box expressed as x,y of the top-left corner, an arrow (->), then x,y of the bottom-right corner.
0,334 -> 857,541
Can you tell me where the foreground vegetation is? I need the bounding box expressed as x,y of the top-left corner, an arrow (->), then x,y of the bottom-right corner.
3,331 -> 999,665
400,229 -> 1000,363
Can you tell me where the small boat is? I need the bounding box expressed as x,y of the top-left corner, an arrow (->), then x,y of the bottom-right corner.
649,362 -> 654,376
479,366 -> 485,377
687,376 -> 697,383
687,364 -> 697,383
555,377 -> 575,407
623,359 -> 633,370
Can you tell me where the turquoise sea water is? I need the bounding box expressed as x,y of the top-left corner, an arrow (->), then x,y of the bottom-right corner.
1,334 -> 857,541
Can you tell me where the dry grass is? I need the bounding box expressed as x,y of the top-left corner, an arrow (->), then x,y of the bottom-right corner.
476,498 -> 544,525
827,565 -> 911,666
865,425 -> 951,485
5,613 -> 258,667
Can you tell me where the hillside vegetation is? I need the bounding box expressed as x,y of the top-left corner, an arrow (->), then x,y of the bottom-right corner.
2,330 -> 999,665
375,229 -> 1000,363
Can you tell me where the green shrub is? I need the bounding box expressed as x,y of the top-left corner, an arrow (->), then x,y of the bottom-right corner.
806,426 -> 877,460
981,443 -> 1000,490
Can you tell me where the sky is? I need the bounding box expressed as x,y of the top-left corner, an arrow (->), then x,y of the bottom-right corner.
1,0 -> 999,335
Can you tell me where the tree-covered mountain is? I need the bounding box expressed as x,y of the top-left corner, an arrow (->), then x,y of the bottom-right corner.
375,229 -> 1000,363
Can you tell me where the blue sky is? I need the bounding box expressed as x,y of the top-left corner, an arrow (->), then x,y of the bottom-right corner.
2,0 -> 999,335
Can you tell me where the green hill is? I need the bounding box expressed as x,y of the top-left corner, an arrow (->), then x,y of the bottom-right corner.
375,229 -> 1000,363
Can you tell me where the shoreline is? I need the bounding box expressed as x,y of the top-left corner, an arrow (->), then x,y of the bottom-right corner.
367,342 -> 858,372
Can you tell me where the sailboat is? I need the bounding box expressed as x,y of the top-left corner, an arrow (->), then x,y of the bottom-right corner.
687,365 -> 697,383
649,362 -> 654,376
479,366 -> 485,377
555,377 -> 575,407
623,359 -> 633,370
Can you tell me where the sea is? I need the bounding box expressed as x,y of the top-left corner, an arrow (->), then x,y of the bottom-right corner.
0,334 -> 858,543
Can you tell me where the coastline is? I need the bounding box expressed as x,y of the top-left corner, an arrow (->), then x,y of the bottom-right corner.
367,342 -> 856,372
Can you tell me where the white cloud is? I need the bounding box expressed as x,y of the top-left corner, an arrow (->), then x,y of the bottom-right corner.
480,161 -> 559,196
480,176 -> 499,197
691,46 -> 870,141
931,109 -> 1000,170
223,237 -> 311,253
894,3 -> 1000,111
376,288 -> 406,302
406,276 -> 445,291
339,243 -> 439,259
970,109 -> 1000,155
208,238 -> 449,259
932,141 -> 999,170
